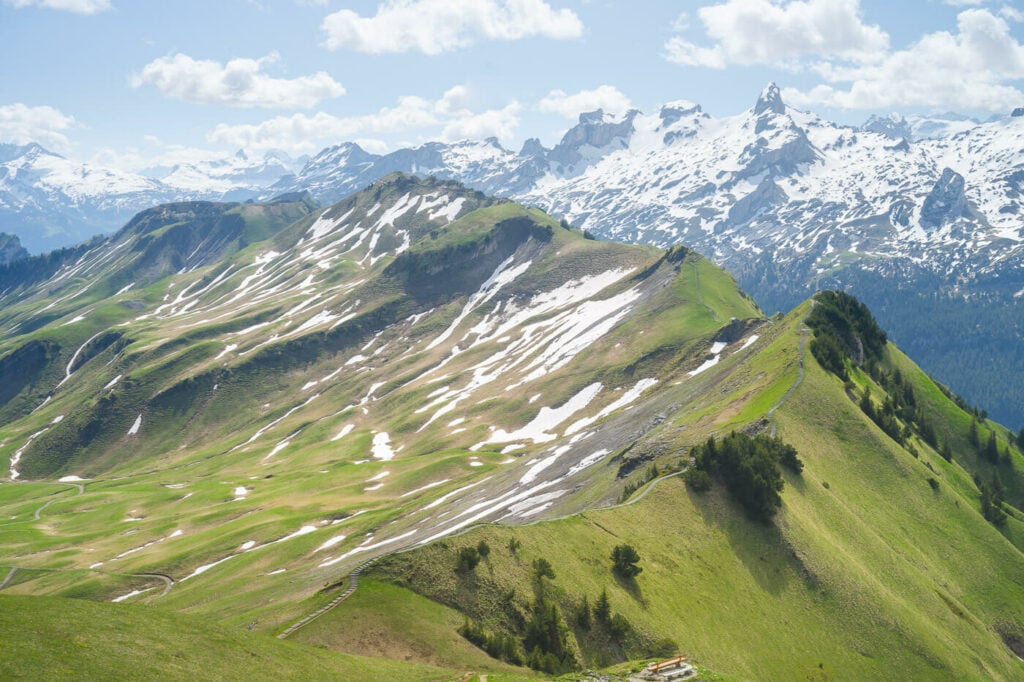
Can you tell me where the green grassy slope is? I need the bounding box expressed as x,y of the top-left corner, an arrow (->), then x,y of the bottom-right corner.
351,302 -> 1024,680
2,172 -> 1021,681
294,578 -> 535,677
0,178 -> 766,652
0,594 -> 454,681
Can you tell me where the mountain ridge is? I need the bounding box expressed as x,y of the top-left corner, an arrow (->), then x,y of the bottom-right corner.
1,177 -> 1022,680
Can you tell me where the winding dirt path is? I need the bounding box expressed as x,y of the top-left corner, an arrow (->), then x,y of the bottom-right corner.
33,498 -> 59,521
31,481 -> 84,521
768,302 -> 813,438
0,567 -> 17,591
132,573 -> 174,598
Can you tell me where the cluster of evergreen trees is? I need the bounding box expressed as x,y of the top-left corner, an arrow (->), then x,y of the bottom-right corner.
455,540 -> 490,573
977,474 -> 1008,526
809,292 -> 1020,529
455,545 -> 578,674
457,582 -> 595,673
968,417 -> 1014,466
574,588 -> 632,644
687,432 -> 803,521
807,290 -> 888,381
522,593 -> 576,674
857,368 -> 939,452
458,619 -> 523,666
455,543 -> 648,674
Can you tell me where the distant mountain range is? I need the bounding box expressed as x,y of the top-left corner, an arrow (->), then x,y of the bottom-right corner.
0,143 -> 304,253
3,84 -> 1023,426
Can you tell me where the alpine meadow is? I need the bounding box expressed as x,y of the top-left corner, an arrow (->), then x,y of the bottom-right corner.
2,1 -> 1024,680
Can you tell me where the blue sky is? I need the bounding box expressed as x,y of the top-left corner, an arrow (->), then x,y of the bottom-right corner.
2,0 -> 1023,170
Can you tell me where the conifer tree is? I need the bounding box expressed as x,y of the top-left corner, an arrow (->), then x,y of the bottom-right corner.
594,588 -> 611,623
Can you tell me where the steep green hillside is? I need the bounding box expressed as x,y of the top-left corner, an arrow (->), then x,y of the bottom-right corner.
340,299 -> 1024,680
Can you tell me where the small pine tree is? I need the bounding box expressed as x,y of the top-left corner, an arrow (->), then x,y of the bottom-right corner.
507,538 -> 521,556
576,596 -> 592,631
859,388 -> 875,420
594,588 -> 611,623
533,557 -> 555,581
476,540 -> 491,559
456,546 -> 480,573
969,420 -> 979,447
609,612 -> 631,641
501,635 -> 522,665
979,474 -> 1008,527
985,432 -> 999,463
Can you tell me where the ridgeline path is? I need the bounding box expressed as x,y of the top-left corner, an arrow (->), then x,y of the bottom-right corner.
769,302 -> 813,438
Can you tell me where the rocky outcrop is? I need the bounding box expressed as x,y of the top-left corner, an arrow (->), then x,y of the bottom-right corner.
726,177 -> 788,227
920,168 -> 967,230
546,109 -> 639,173
861,114 -> 912,140
0,233 -> 28,264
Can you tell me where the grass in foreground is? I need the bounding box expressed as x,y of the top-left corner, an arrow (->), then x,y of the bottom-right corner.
0,594 -> 455,681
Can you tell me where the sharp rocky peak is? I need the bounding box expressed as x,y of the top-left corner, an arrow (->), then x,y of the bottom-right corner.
518,137 -> 546,157
754,82 -> 786,116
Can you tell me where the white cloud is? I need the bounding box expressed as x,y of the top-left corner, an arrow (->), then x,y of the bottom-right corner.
90,142 -> 235,173
663,0 -> 888,68
0,103 -> 76,151
435,85 -> 472,116
537,85 -> 633,118
4,0 -> 110,13
784,9 -> 1024,111
441,102 -> 522,143
322,0 -> 583,54
1001,5 -> 1024,21
132,52 -> 345,109
208,88 -> 520,152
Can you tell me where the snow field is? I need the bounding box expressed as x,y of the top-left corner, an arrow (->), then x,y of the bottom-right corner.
488,382 -> 603,445
112,587 -> 154,603
564,378 -> 658,435
371,432 -> 395,461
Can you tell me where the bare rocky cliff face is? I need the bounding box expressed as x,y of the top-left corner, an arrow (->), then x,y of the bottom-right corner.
0,232 -> 28,265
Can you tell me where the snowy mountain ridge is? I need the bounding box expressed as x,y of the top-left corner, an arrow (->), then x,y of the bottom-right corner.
0,144 -> 303,253
268,82 -> 1024,294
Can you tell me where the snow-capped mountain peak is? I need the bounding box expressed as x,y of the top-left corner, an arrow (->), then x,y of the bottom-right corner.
754,81 -> 786,116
